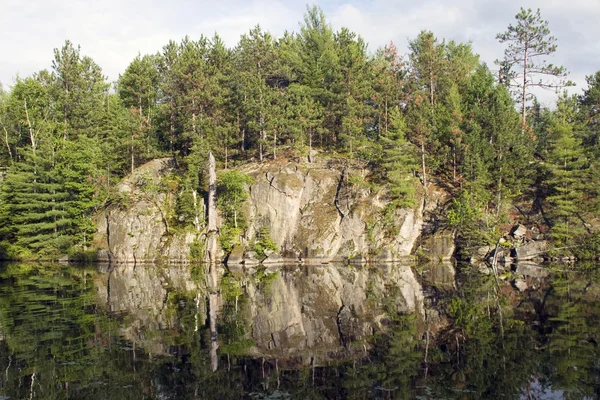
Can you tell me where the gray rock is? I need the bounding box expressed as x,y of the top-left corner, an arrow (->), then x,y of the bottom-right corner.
513,278 -> 528,292
244,161 -> 425,261
512,240 -> 549,260
476,246 -> 491,257
263,252 -> 284,264
421,229 -> 456,260
226,245 -> 244,266
97,249 -> 111,262
511,224 -> 527,239
478,264 -> 491,275
96,158 -> 426,263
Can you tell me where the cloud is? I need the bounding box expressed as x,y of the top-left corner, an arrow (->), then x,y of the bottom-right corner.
2,0 -> 598,106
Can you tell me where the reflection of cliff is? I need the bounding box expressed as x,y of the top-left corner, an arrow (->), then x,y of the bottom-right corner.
243,264 -> 425,361
94,263 -> 430,364
94,264 -> 206,354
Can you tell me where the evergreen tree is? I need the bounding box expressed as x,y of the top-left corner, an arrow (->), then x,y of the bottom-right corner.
379,107 -> 418,207
234,26 -> 280,161
545,95 -> 588,244
496,8 -> 573,128
51,40 -> 109,140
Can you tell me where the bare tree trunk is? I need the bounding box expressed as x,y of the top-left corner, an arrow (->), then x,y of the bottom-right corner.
421,139 -> 427,188
169,97 -> 175,153
2,125 -> 13,163
273,129 -> 277,160
521,48 -> 528,132
207,152 -> 218,263
24,99 -> 36,156
205,151 -> 220,371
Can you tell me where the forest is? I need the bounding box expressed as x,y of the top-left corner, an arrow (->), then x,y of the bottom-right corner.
0,6 -> 598,260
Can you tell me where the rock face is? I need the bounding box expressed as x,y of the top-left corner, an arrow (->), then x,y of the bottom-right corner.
95,157 -> 427,263
420,229 -> 456,261
94,159 -> 203,263
241,160 -> 424,262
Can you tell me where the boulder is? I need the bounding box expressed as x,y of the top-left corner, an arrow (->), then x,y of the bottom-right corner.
477,264 -> 491,275
513,278 -> 528,292
476,246 -> 491,257
511,224 -> 527,239
512,240 -> 549,260
421,229 -> 456,260
226,245 -> 244,267
244,251 -> 260,266
262,252 -> 284,264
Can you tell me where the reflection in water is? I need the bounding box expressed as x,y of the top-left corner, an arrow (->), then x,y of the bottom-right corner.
0,261 -> 599,399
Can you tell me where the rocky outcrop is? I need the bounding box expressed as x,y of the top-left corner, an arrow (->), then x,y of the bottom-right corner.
94,159 -> 203,263
94,157 -> 428,263
240,160 -> 424,262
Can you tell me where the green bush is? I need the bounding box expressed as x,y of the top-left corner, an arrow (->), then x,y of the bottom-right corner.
252,227 -> 278,259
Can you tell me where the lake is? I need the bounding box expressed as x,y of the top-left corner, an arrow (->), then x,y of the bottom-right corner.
0,261 -> 598,399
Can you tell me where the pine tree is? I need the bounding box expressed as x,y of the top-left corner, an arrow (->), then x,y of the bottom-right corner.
380,107 -> 417,207
545,95 -> 588,244
51,40 -> 109,141
496,8 -> 573,128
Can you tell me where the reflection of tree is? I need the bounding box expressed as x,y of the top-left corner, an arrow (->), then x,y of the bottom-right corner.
341,314 -> 423,399
545,270 -> 599,399
0,263 -> 157,399
2,262 -> 600,399
428,270 -> 542,399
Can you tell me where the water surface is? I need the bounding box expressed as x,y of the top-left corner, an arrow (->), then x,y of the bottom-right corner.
0,261 -> 598,399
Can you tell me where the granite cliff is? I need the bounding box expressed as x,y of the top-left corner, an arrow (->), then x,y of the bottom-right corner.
94,157 -> 448,264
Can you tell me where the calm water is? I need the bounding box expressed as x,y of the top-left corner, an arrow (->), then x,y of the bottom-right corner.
0,261 -> 598,399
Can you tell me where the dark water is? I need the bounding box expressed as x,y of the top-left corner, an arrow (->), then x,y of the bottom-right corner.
0,261 -> 598,399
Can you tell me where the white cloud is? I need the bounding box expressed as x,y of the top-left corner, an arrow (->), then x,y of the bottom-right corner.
1,0 -> 598,106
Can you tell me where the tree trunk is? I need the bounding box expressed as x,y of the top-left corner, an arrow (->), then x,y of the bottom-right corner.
2,125 -> 12,163
206,152 -> 218,263
521,47 -> 528,132
206,151 -> 219,372
24,99 -> 36,156
169,97 -> 175,153
421,139 -> 427,188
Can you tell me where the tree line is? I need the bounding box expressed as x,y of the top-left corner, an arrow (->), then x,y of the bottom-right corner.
0,6 -> 598,258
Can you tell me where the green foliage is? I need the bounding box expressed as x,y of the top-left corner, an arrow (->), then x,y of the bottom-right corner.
0,6 -> 597,258
189,237 -> 205,261
379,106 -> 418,207
544,95 -> 588,244
252,226 -> 278,259
216,170 -> 253,229
447,190 -> 494,254
219,225 -> 242,254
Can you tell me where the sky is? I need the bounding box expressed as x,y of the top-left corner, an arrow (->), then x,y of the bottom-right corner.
2,0 -> 599,106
